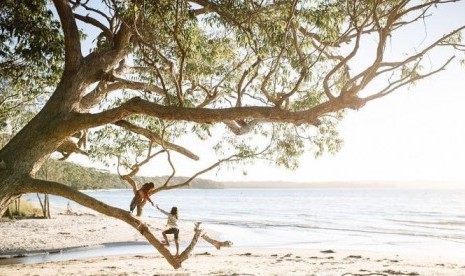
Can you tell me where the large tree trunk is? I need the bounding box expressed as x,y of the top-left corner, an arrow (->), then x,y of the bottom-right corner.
0,1 -> 230,265
0,84 -> 76,215
0,94 -> 230,268
0,177 -> 19,217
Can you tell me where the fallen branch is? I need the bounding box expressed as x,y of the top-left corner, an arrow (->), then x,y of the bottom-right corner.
175,222 -> 233,266
202,232 -> 233,250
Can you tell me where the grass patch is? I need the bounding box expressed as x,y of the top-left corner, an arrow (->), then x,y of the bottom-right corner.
2,199 -> 43,218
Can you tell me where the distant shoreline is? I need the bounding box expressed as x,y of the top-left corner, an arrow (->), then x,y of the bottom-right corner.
77,180 -> 465,191
221,180 -> 465,189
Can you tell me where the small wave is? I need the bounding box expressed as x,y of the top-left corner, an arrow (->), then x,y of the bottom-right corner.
188,218 -> 465,242
387,218 -> 465,227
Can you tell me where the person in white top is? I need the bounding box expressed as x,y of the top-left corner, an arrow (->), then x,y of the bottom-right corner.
156,204 -> 179,256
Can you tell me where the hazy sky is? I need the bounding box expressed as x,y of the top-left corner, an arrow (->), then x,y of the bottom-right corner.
237,68 -> 465,183
146,63 -> 465,184
71,2 -> 465,184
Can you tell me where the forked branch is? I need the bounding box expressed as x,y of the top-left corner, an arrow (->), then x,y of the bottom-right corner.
19,177 -> 232,269
176,222 -> 233,263
114,120 -> 199,160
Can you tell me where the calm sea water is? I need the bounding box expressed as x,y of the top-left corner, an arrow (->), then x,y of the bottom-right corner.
10,188 -> 465,263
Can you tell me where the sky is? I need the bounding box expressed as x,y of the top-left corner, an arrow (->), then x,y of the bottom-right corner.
71,1 -> 465,184
241,68 -> 465,183
148,63 -> 465,184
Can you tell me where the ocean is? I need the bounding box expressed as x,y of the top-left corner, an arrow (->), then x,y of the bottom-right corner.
14,188 -> 465,263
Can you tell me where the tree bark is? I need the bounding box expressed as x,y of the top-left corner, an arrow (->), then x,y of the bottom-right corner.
1,0 -> 459,268
202,233 -> 233,250
46,194 -> 51,219
36,193 -> 45,217
15,177 -> 180,267
8,177 -> 232,268
0,0 -> 231,268
0,82 -> 83,215
0,176 -> 21,217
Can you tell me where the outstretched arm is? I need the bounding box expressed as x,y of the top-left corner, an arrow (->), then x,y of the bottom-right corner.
146,196 -> 155,206
156,204 -> 169,215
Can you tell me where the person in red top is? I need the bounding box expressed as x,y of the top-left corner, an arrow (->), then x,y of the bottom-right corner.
129,182 -> 155,213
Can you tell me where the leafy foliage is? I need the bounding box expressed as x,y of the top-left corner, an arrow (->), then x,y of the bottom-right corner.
2,0 -> 463,180
0,0 -> 63,133
101,0 -> 350,171
0,0 -> 463,268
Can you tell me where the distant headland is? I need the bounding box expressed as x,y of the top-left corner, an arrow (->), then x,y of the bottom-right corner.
37,160 -> 463,190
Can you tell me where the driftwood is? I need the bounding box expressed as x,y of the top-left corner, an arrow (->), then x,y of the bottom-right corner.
174,222 -> 233,266
202,232 -> 233,250
132,218 -> 232,268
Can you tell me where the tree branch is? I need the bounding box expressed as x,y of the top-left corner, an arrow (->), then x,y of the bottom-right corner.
52,0 -> 82,74
151,154 -> 241,194
73,13 -> 113,41
56,132 -> 88,161
113,120 -> 199,160
364,56 -> 455,102
18,177 -> 179,268
75,96 -> 327,132
224,120 -> 260,135
18,177 -> 232,269
377,25 -> 465,74
118,146 -> 165,192
176,222 -> 232,263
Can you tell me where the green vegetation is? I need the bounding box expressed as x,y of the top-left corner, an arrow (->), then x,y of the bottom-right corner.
1,0 -> 464,268
36,159 -> 223,190
2,199 -> 42,218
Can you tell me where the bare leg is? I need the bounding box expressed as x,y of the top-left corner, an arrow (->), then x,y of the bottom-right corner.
162,231 -> 169,246
174,239 -> 179,256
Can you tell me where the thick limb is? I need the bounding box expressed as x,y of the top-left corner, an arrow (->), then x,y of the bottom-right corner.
16,177 -> 234,268
18,177 -> 181,268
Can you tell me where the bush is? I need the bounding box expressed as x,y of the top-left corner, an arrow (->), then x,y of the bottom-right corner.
2,199 -> 42,218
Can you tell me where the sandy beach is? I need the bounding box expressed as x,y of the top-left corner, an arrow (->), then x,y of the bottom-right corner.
1,210 -> 464,276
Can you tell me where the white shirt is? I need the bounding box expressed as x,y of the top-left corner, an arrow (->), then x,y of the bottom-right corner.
158,207 -> 178,228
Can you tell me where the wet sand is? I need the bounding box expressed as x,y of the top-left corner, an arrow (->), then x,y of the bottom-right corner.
1,212 -> 464,275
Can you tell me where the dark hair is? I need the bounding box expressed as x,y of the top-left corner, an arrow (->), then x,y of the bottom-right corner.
170,206 -> 178,219
140,182 -> 154,192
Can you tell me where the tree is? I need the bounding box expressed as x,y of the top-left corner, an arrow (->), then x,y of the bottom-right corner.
0,0 -> 63,134
0,0 -> 464,269
36,160 -> 57,218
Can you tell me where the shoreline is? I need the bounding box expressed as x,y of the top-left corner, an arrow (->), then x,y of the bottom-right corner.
2,211 -> 465,275
1,247 -> 464,275
0,241 -> 150,260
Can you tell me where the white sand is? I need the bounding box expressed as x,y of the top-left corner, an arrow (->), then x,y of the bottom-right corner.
1,212 -> 464,275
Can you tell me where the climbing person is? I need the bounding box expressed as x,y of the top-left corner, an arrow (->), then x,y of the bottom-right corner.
129,182 -> 155,213
156,204 -> 179,256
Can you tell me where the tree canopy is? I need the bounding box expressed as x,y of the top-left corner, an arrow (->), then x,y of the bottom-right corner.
0,0 -> 63,133
0,0 -> 464,269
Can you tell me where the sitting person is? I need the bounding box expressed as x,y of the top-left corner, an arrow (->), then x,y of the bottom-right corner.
156,204 -> 179,256
129,182 -> 155,213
